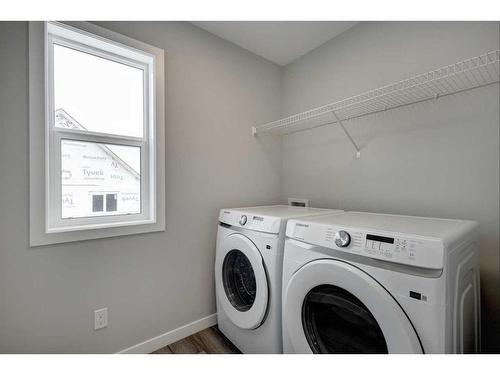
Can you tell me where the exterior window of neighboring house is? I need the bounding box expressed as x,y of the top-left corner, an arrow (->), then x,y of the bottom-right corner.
106,194 -> 118,212
29,22 -> 165,246
91,193 -> 118,213
93,195 -> 104,212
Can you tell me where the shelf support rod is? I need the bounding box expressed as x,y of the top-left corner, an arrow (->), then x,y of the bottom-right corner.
331,110 -> 361,158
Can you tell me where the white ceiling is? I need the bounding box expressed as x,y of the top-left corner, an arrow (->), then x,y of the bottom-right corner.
192,22 -> 358,66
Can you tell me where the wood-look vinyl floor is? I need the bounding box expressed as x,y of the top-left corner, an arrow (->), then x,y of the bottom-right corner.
151,326 -> 241,354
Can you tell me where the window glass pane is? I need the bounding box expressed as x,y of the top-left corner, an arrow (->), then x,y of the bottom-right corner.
92,195 -> 103,212
53,44 -> 144,138
61,139 -> 141,219
106,193 -> 117,212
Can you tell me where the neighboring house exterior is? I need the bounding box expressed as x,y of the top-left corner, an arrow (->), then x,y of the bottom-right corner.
56,109 -> 141,219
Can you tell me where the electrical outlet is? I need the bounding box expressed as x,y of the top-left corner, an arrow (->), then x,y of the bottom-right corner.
94,308 -> 108,330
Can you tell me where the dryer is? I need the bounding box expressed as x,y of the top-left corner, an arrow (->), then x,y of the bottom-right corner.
282,212 -> 480,354
215,205 -> 342,353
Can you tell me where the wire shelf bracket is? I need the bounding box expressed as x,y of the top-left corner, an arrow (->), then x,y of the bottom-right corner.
253,50 -> 500,159
331,110 -> 361,158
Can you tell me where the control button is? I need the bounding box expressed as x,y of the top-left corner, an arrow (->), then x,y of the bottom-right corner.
239,215 -> 247,225
334,230 -> 351,248
372,241 -> 380,250
380,243 -> 392,251
365,240 -> 373,249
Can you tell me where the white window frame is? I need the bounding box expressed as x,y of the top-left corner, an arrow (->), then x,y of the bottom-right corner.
29,21 -> 165,246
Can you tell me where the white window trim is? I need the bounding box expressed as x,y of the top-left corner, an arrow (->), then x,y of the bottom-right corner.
29,21 -> 165,246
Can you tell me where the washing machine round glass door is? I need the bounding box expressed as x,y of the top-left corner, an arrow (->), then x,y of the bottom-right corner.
215,233 -> 268,330
284,259 -> 423,353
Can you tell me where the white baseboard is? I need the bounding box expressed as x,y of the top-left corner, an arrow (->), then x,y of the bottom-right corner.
117,313 -> 218,354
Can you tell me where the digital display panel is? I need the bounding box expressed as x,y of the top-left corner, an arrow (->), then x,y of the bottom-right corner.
366,234 -> 394,244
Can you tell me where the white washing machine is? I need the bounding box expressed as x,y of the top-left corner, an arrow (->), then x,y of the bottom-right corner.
215,205 -> 342,353
282,212 -> 480,354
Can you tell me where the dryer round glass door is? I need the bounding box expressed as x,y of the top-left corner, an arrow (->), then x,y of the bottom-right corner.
283,259 -> 423,353
215,233 -> 269,330
302,284 -> 387,353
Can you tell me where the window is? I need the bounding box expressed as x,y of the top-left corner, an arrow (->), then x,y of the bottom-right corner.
106,194 -> 118,212
29,22 -> 165,245
90,193 -> 117,214
92,194 -> 104,213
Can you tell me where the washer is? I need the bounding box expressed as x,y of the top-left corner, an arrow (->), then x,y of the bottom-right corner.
215,205 -> 342,353
283,212 -> 480,354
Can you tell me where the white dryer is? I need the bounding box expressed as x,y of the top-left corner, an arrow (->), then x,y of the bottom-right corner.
283,212 -> 480,354
215,205 -> 342,353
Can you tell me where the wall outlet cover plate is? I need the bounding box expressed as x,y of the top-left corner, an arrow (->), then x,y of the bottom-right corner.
94,308 -> 108,330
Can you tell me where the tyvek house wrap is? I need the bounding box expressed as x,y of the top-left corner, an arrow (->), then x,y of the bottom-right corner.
56,109 -> 141,219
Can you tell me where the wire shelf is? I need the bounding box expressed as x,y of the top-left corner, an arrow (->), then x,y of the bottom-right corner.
253,50 -> 500,139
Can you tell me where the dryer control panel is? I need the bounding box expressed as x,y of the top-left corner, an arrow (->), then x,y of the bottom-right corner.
288,221 -> 444,270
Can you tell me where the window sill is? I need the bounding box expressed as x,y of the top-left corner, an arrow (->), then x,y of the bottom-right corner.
46,218 -> 157,234
31,219 -> 164,247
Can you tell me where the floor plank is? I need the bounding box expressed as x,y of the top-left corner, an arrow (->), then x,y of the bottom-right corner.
190,327 -> 240,354
168,337 -> 204,354
151,346 -> 173,354
151,325 -> 241,354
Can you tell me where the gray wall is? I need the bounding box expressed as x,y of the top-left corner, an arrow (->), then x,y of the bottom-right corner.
280,22 -> 500,352
0,21 -> 281,353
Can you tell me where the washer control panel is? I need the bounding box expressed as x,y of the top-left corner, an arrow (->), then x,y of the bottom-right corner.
219,209 -> 282,234
289,222 -> 444,270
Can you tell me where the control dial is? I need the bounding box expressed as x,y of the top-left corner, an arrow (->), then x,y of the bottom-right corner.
239,215 -> 247,225
334,230 -> 351,248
